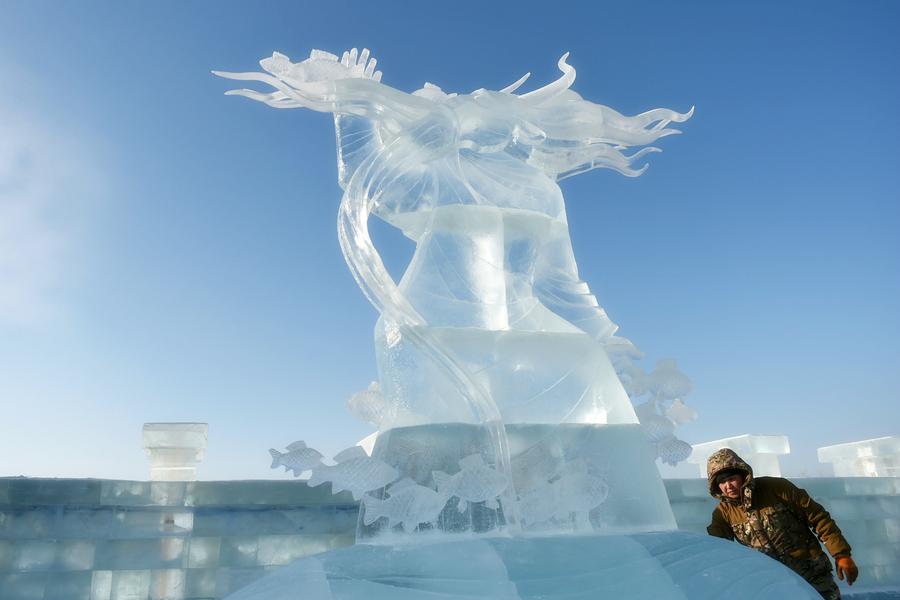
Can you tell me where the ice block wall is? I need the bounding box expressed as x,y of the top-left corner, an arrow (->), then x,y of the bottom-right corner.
0,478 -> 357,600
1,476 -> 897,598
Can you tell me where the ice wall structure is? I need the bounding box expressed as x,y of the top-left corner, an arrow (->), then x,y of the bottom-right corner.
215,49 -> 821,599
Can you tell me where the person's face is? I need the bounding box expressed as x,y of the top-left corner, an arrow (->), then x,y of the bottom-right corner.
718,473 -> 745,499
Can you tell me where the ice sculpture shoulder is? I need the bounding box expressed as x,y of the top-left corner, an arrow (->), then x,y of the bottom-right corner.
218,50 -> 692,539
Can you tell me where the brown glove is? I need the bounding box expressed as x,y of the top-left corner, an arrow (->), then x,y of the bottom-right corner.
835,555 -> 858,585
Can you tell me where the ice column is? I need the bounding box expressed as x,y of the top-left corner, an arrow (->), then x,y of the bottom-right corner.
818,436 -> 900,477
142,422 -> 209,481
686,434 -> 790,478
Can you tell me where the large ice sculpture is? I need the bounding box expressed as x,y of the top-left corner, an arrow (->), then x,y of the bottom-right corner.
217,49 -> 692,540
217,47 -> 832,600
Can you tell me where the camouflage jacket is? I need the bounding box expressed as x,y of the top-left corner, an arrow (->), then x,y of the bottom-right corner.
706,449 -> 851,567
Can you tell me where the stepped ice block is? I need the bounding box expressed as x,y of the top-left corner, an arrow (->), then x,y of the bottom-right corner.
686,434 -> 790,478
818,437 -> 900,477
142,423 -> 208,482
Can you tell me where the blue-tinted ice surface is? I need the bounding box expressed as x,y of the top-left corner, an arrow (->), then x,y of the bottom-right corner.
223,530 -> 821,600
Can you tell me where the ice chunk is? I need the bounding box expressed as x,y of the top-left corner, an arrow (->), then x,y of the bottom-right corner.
362,479 -> 451,533
142,423 -> 209,482
818,437 -> 900,477
686,434 -> 790,477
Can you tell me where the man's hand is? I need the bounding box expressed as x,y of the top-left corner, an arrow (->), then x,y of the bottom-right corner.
835,555 -> 858,585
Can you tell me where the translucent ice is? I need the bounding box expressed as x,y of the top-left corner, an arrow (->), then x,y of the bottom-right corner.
432,454 -> 509,512
818,437 -> 900,477
222,531 -> 823,600
344,382 -> 383,427
307,446 -> 399,500
268,441 -> 324,477
362,478 -> 451,533
688,434 -> 790,477
217,48 -> 691,541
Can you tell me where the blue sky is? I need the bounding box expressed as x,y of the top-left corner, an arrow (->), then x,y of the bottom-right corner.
1,1 -> 897,481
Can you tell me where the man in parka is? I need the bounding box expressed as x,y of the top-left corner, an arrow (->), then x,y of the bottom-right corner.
706,448 -> 858,600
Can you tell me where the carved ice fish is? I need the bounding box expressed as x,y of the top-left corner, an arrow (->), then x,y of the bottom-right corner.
664,398 -> 697,427
516,480 -> 559,526
432,454 -> 508,512
552,461 -> 609,523
308,445 -> 399,500
362,478 -> 451,533
268,440 -> 324,477
344,381 -> 383,426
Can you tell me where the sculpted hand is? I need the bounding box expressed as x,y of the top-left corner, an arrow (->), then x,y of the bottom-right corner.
835,555 -> 858,585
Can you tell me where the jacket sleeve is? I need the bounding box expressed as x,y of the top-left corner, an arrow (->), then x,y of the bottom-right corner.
707,505 -> 735,540
779,480 -> 852,557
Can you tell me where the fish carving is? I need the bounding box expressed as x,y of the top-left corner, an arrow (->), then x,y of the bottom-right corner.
432,454 -> 508,512
308,445 -> 399,500
268,440 -> 324,477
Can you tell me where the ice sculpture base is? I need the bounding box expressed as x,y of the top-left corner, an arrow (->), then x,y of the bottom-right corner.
360,423 -> 676,542
222,530 -> 821,600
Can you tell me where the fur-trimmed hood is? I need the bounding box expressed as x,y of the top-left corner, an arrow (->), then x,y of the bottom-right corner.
707,448 -> 754,505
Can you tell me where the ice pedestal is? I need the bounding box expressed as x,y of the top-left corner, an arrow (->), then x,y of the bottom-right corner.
142,423 -> 209,482
686,434 -> 790,478
222,530 -> 822,600
818,437 -> 900,477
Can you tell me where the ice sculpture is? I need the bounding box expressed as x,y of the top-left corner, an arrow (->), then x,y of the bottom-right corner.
218,48 -> 692,540
218,47 -> 831,600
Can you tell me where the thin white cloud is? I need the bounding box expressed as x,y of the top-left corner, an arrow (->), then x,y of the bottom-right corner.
0,66 -> 107,325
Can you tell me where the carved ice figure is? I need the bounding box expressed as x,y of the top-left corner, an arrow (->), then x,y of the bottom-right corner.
218,48 -> 690,539
516,480 -> 559,526
362,478 -> 451,533
268,440 -> 324,477
307,445 -> 399,500
433,454 -> 509,512
551,459 -> 609,525
345,381 -> 383,426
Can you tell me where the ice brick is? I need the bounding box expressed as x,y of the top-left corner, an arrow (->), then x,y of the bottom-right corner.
13,539 -> 95,572
192,506 -> 346,537
149,569 -> 185,600
686,435 -> 790,477
0,540 -> 14,572
184,481 -> 354,507
58,506 -> 114,539
866,518 -> 900,544
184,568 -> 215,599
46,569 -> 93,600
0,506 -> 58,540
217,537 -> 258,568
842,477 -> 900,496
108,508 -> 194,539
110,569 -> 151,600
214,569 -> 270,600
7,479 -> 102,505
186,537 -> 220,569
819,437 -> 900,462
0,479 -> 8,503
142,423 -> 208,483
94,539 -> 184,571
100,482 -> 187,508
91,570 -> 112,600
256,535 -> 350,566
0,572 -> 47,600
